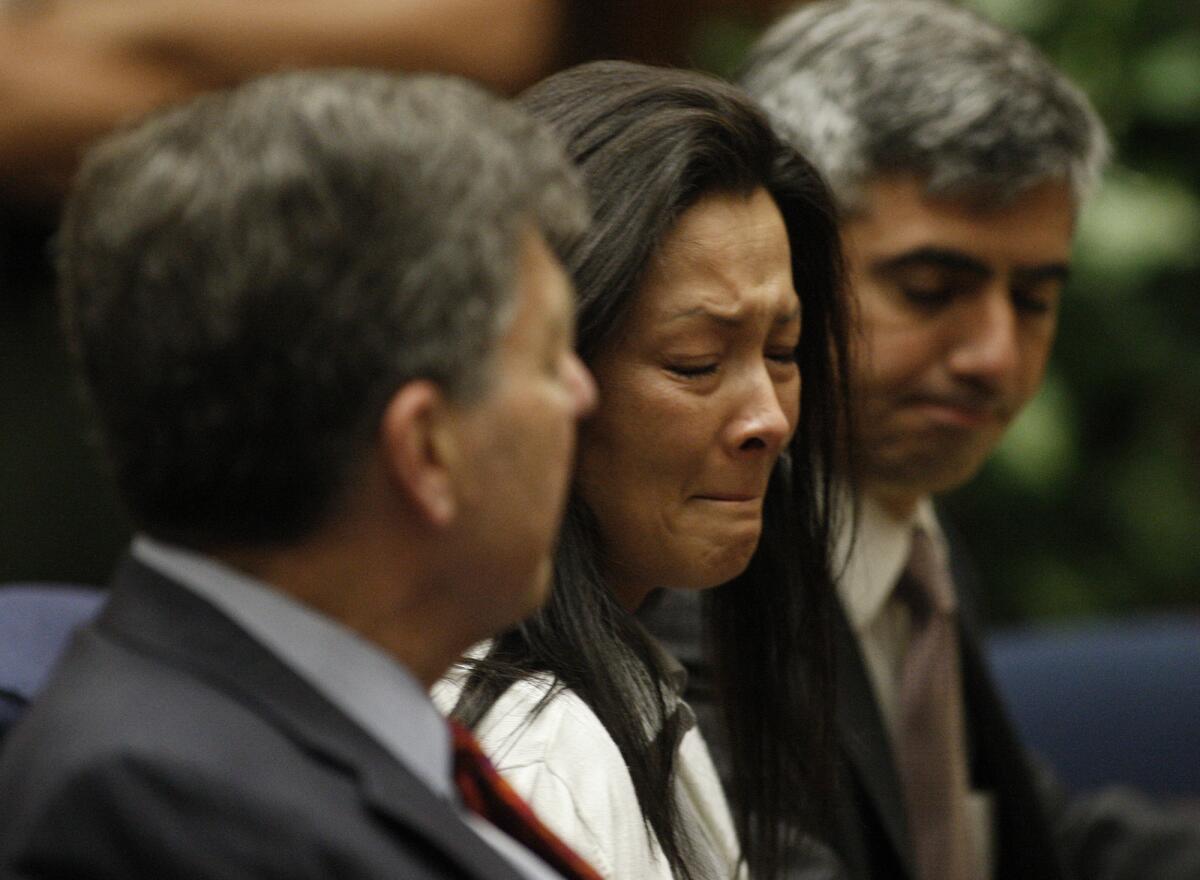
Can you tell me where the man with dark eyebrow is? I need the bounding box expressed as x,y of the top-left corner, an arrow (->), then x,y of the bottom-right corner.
642,2 -> 1200,879
871,249 -> 1071,308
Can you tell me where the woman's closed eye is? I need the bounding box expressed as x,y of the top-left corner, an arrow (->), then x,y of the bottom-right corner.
665,360 -> 719,378
766,344 -> 800,366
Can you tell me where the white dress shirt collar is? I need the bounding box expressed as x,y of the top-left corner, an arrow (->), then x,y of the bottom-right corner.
835,493 -> 943,633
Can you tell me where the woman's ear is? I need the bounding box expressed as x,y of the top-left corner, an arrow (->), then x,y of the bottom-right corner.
379,381 -> 458,528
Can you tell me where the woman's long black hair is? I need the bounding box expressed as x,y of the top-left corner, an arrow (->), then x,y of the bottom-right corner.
452,61 -> 851,880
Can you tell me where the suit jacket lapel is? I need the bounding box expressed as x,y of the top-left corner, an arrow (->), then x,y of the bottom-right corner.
833,601 -> 917,879
98,556 -> 531,880
945,523 -> 1066,880
958,621 -> 1066,880
832,515 -> 1068,880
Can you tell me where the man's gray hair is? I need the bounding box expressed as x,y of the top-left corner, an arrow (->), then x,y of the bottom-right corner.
59,69 -> 588,546
741,0 -> 1110,213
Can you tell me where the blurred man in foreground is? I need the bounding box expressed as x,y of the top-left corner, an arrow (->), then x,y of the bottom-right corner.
645,1 -> 1200,878
0,69 -> 598,879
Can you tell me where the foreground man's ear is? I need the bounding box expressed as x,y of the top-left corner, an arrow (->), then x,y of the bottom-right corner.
379,381 -> 459,528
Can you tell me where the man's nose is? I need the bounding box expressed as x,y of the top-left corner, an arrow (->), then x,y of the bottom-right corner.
947,287 -> 1021,388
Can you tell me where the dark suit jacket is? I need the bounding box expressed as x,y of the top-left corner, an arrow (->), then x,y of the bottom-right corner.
640,580 -> 1200,880
827,597 -> 1065,880
0,557 -> 535,880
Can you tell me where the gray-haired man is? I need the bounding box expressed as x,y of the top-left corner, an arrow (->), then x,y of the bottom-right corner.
645,2 -> 1200,879
0,70 -> 598,879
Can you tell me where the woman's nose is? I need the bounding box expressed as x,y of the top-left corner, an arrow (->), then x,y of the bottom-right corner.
728,367 -> 797,455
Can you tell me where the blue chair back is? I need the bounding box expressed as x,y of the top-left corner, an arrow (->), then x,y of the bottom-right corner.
0,583 -> 106,738
988,614 -> 1200,797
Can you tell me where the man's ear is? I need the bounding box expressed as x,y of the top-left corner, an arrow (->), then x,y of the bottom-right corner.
379,381 -> 459,528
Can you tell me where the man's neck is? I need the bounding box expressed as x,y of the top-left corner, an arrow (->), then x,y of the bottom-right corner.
867,486 -> 924,522
212,540 -> 465,691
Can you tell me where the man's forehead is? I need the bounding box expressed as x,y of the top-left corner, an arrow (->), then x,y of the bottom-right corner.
504,229 -> 573,341
842,174 -> 1077,270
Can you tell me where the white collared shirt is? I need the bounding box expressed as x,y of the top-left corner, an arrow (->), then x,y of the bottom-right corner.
835,496 -> 944,740
433,646 -> 743,880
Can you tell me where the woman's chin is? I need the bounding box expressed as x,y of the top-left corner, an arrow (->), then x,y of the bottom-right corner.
672,534 -> 763,592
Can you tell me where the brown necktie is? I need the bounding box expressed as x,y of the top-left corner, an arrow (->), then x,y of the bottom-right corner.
895,528 -> 976,880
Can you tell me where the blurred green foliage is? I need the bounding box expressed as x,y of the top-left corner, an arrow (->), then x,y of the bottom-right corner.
693,0 -> 1200,623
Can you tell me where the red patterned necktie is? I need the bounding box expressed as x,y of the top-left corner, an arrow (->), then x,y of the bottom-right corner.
449,720 -> 604,880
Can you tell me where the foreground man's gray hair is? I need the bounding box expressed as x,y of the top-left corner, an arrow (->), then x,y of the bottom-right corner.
741,0 -> 1110,212
58,69 -> 588,547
